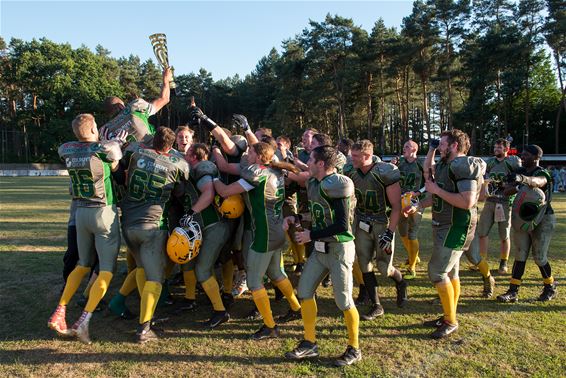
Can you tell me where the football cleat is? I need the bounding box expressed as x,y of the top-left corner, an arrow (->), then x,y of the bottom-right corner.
48,305 -> 70,336
108,294 -> 135,320
222,293 -> 235,310
250,324 -> 280,340
334,345 -> 362,367
277,308 -> 301,324
497,289 -> 519,303
430,321 -> 458,339
423,316 -> 444,328
537,283 -> 557,302
285,340 -> 319,360
403,269 -> 417,280
71,311 -> 92,344
245,308 -> 262,321
498,260 -> 509,275
136,321 -> 158,344
295,263 -> 304,275
232,271 -> 248,297
482,275 -> 496,298
205,310 -> 230,329
354,286 -> 370,306
361,303 -> 384,320
322,275 -> 332,288
178,298 -> 198,312
396,280 -> 408,308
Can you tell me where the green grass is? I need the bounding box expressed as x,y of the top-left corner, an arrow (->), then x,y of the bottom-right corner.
0,176 -> 565,377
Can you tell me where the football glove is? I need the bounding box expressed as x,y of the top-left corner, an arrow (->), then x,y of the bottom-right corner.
233,114 -> 250,132
190,107 -> 218,132
429,138 -> 440,149
378,229 -> 394,255
506,172 -> 525,184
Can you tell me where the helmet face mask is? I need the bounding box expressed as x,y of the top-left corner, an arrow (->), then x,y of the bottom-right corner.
167,222 -> 202,264
214,194 -> 245,219
511,186 -> 547,232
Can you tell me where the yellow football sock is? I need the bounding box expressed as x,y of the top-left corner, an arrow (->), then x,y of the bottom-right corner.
400,235 -> 410,253
85,271 -> 113,313
126,249 -> 136,273
202,277 -> 225,311
301,298 -> 317,343
510,278 -> 522,286
59,265 -> 91,306
435,280 -> 456,325
252,288 -> 275,328
477,258 -> 491,279
451,277 -> 461,314
274,278 -> 300,311
119,268 -> 138,296
408,239 -> 420,271
82,272 -> 97,297
343,307 -> 360,349
139,281 -> 162,324
221,260 -> 234,294
352,259 -> 364,286
135,268 -> 147,296
183,270 -> 197,300
543,277 -> 554,285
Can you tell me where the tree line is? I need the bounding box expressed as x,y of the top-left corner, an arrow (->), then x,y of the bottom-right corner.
0,0 -> 564,163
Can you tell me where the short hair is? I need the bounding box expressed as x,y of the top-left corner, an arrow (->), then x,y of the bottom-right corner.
277,135 -> 291,146
175,125 -> 194,137
495,138 -> 510,149
153,127 -> 176,152
189,143 -> 209,161
351,139 -> 374,155
523,144 -> 543,159
313,133 -> 333,147
311,146 -> 338,169
304,128 -> 319,134
261,135 -> 278,150
256,127 -> 272,137
440,129 -> 471,154
72,114 -> 96,139
252,142 -> 275,165
406,139 -> 419,151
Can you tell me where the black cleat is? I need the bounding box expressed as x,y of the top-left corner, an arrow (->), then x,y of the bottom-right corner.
354,285 -> 370,306
285,340 -> 319,360
497,289 -> 519,303
322,275 -> 332,288
423,316 -> 444,328
277,308 -> 301,323
245,308 -> 262,320
361,303 -> 384,320
396,280 -> 408,308
177,298 -> 198,312
295,263 -> 304,275
136,321 -> 158,344
537,283 -> 557,302
334,345 -> 362,367
430,321 -> 458,339
204,310 -> 230,329
250,324 -> 280,340
221,293 -> 234,310
482,275 -> 496,298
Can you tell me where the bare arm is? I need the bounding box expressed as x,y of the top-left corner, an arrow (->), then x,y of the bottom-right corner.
213,179 -> 247,198
150,68 -> 173,113
211,128 -> 238,156
426,178 -> 476,209
423,148 -> 436,181
212,147 -> 241,175
287,171 -> 310,187
385,182 -> 402,232
191,181 -> 215,213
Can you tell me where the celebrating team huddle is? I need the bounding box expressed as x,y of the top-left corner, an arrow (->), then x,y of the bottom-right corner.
47,68 -> 558,367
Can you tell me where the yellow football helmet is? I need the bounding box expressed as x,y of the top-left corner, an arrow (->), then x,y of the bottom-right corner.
166,221 -> 202,264
214,194 -> 244,219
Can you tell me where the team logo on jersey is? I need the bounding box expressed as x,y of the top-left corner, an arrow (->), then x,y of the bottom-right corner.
137,159 -> 147,169
170,156 -> 179,163
89,143 -> 102,152
65,158 -> 72,168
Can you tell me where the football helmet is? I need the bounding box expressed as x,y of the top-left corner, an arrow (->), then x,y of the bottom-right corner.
167,220 -> 202,264
511,185 -> 547,232
214,194 -> 244,219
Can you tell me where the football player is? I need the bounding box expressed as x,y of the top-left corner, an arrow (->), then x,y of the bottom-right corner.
48,114 -> 124,343
414,129 -> 482,339
120,127 -> 189,343
284,146 -> 361,367
344,140 -> 408,320
478,139 -> 521,274
397,140 -> 425,280
213,142 -> 302,340
497,145 -> 557,303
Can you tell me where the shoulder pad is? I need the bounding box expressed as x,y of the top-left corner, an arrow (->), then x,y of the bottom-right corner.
240,152 -> 251,170
193,160 -> 218,181
321,174 -> 354,199
128,98 -> 151,113
230,135 -> 248,153
450,156 -> 483,181
100,140 -> 123,161
169,148 -> 185,159
506,155 -> 521,171
372,155 -> 382,163
335,151 -> 347,173
373,162 -> 400,186
343,162 -> 354,176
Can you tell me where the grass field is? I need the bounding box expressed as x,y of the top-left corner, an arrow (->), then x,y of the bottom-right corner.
0,176 -> 565,377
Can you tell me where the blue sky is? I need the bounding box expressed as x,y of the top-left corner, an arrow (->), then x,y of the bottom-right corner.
1,1 -> 413,80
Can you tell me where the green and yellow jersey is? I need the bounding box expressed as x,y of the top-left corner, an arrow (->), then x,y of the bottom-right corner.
485,155 -> 521,202
182,160 -> 221,229
102,98 -> 156,144
121,147 -> 189,230
344,160 -> 400,224
58,140 -> 123,207
397,156 -> 424,194
240,163 -> 286,252
307,173 -> 356,243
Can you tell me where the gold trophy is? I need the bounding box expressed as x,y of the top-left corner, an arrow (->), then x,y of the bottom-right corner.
149,33 -> 176,89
